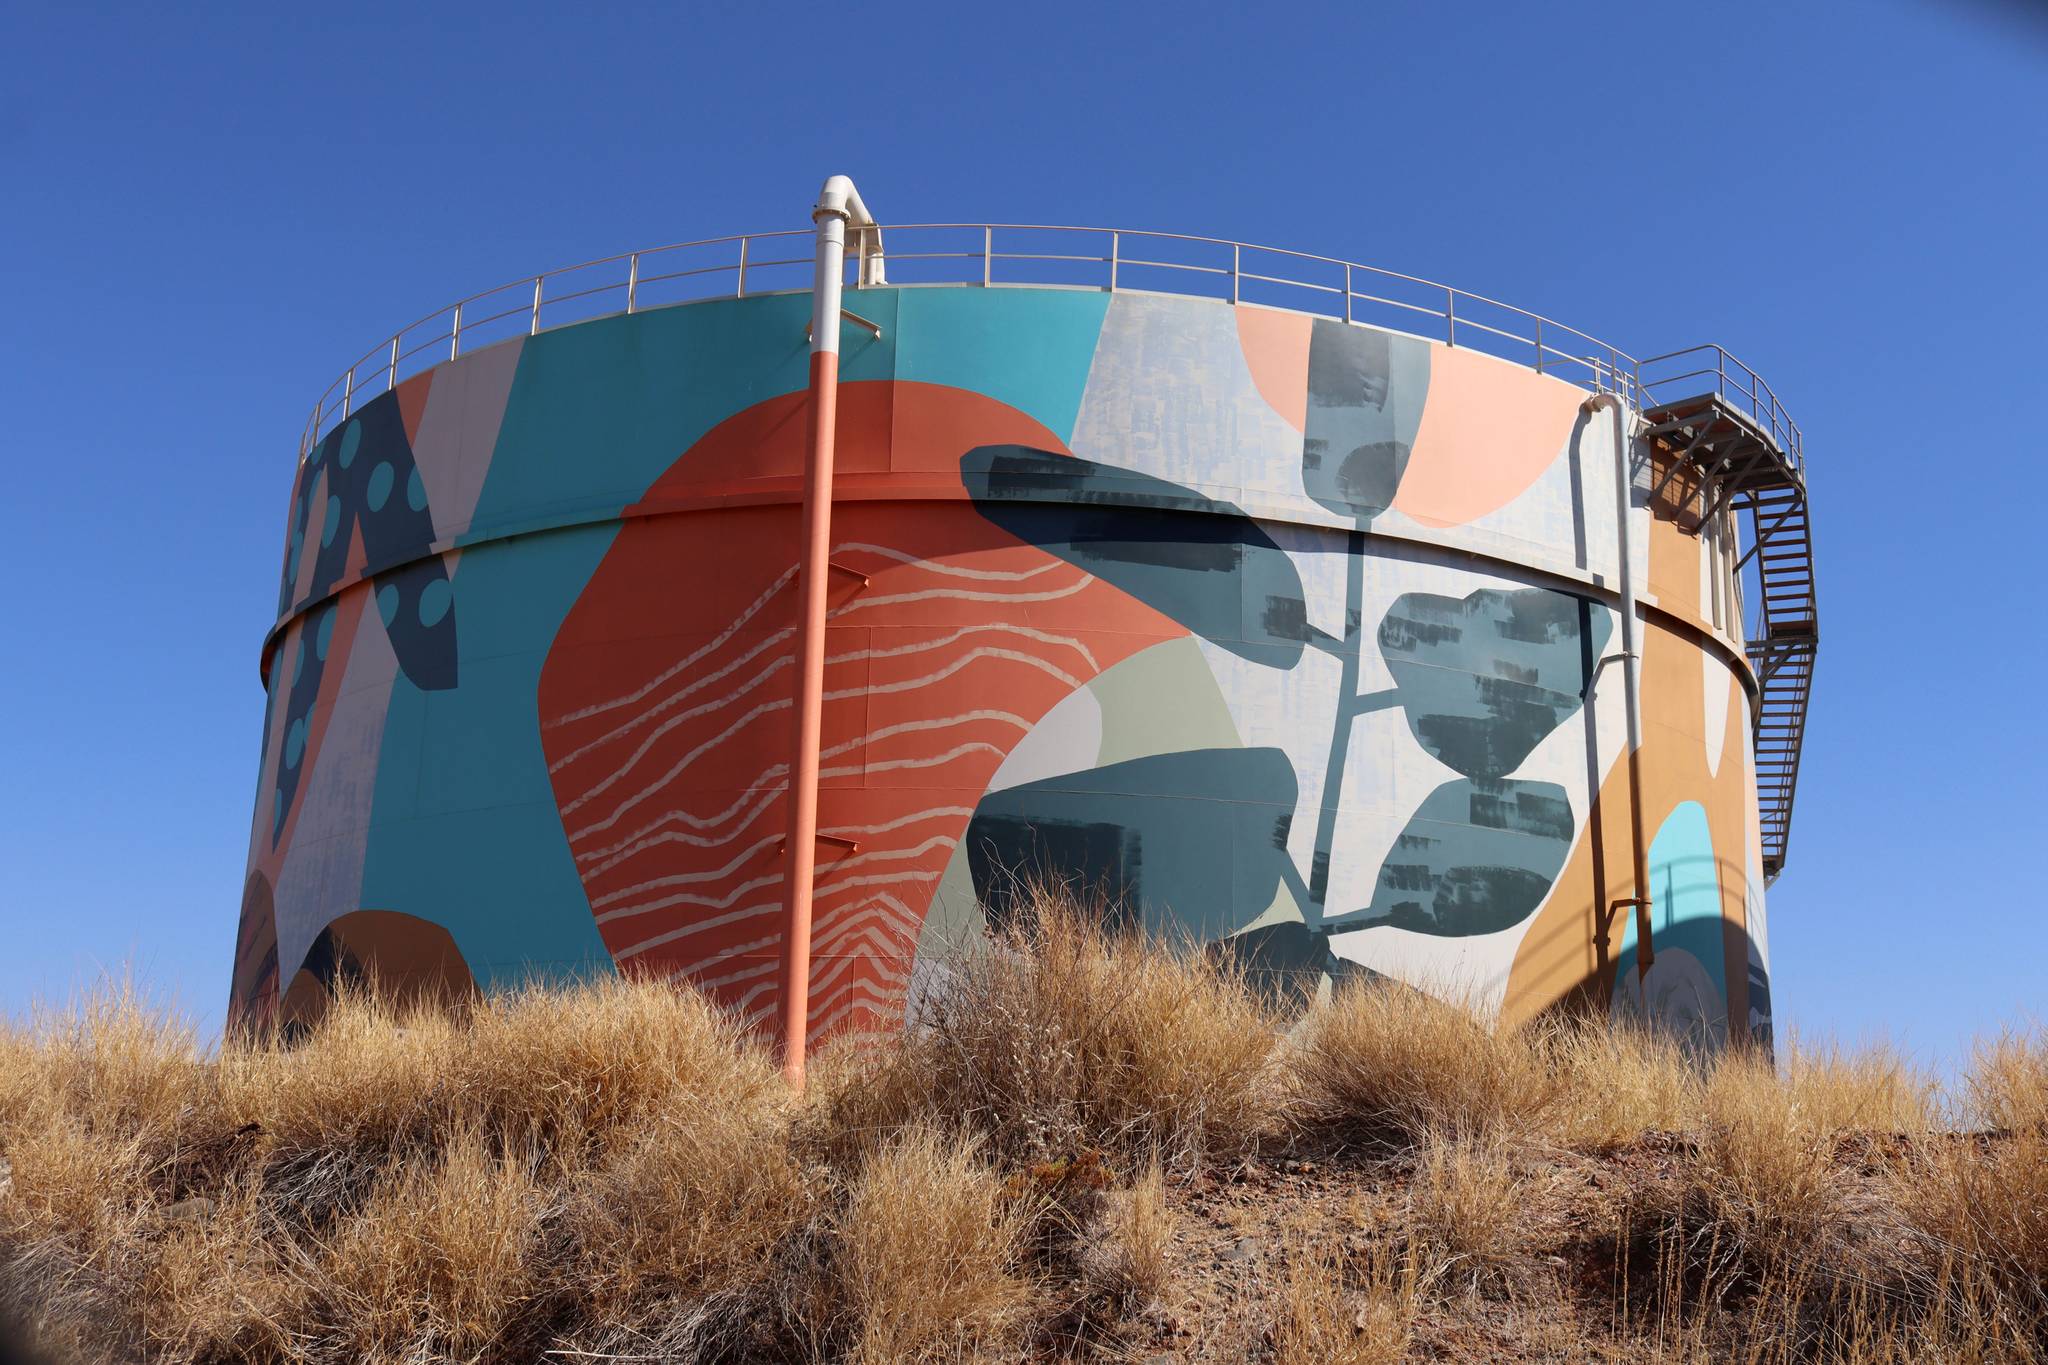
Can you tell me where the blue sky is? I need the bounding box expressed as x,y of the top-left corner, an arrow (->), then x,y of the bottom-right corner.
3,1 -> 2042,1070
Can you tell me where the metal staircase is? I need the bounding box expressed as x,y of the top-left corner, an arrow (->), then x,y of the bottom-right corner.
1635,348 -> 1816,883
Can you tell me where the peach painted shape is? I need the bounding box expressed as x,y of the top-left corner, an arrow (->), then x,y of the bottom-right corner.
1233,306 -> 1311,434
1393,347 -> 1583,528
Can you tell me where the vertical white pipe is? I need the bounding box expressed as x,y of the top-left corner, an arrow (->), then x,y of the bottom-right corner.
1585,391 -> 1654,975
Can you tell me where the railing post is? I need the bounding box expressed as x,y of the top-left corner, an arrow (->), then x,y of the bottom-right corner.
1343,263 -> 1352,324
387,335 -> 399,392
1108,231 -> 1119,292
627,253 -> 639,314
342,366 -> 355,419
1445,288 -> 1457,347
450,303 -> 463,360
1533,317 -> 1543,374
1230,243 -> 1240,304
983,225 -> 992,287
737,235 -> 749,296
530,277 -> 543,336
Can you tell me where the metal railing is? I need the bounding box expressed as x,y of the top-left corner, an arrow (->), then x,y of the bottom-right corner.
1636,344 -> 1805,479
297,224 -> 1800,473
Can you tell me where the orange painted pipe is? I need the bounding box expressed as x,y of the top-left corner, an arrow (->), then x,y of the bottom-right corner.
781,179 -> 878,1087
778,347 -> 838,1087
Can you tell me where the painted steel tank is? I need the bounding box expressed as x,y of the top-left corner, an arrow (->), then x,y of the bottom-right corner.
232,225 -> 1791,1051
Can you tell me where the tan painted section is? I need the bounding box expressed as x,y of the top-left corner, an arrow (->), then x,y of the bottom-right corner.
1499,610 -> 1755,1031
1645,453 -> 1710,628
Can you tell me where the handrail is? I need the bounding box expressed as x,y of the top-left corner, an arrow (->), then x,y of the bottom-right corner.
1636,343 -> 1804,480
295,223 -> 1802,478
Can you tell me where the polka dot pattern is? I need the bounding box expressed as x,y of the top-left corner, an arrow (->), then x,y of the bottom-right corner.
267,391 -> 458,849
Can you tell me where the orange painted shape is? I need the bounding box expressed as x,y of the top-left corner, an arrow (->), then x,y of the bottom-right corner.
1233,306 -> 1311,433
541,381 -> 1193,1045
1393,348 -> 1582,528
1500,618 -> 1759,1035
396,370 -> 435,446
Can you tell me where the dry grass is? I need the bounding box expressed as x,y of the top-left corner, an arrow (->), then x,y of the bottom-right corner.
1287,976 -> 1555,1146
839,1124 -> 1034,1362
1889,1035 -> 2048,1351
2,904 -> 2046,1363
840,888 -> 1282,1170
1404,1134 -> 1546,1295
1543,1017 -> 1702,1149
1090,1155 -> 1176,1308
1272,1227 -> 1419,1365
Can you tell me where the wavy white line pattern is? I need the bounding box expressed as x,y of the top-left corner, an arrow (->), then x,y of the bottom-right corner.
540,523 -> 1183,1042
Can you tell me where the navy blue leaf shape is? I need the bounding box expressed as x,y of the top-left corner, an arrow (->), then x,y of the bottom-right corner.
965,746 -> 1300,943
1323,777 -> 1574,938
961,445 -> 1308,667
1301,319 -> 1430,522
1378,587 -> 1610,781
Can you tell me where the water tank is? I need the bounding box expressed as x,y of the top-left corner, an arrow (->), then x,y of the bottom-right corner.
232,224 -> 1807,1052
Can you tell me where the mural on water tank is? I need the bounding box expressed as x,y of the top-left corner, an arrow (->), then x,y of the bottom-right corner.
233,286 -> 1771,1053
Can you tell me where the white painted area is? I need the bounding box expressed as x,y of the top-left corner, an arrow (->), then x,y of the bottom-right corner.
1703,648 -> 1731,777
983,684 -> 1102,792
1330,921 -> 1528,1023
410,337 -> 524,543
1069,294 -> 1315,516
271,603 -> 401,986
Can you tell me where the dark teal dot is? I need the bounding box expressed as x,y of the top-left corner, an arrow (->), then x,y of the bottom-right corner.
284,718 -> 306,769
366,462 -> 394,511
292,638 -> 306,682
272,789 -> 285,832
315,609 -> 335,660
338,420 -> 362,468
406,467 -> 426,512
290,518 -> 303,552
321,496 -> 341,548
417,578 -> 452,627
377,583 -> 400,626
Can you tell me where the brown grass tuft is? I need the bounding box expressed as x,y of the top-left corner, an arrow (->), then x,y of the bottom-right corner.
1288,976 -> 1553,1147
1891,1033 -> 2048,1346
1405,1134 -> 1546,1295
1273,1226 -> 1419,1365
306,1126 -> 549,1362
839,1123 -> 1035,1363
1090,1155 -> 1177,1308
887,887 -> 1281,1169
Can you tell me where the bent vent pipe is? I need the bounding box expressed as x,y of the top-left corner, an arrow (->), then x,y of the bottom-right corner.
779,175 -> 882,1087
1583,389 -> 1654,978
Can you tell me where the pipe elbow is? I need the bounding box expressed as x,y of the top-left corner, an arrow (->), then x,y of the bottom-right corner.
814,174 -> 875,228
813,174 -> 885,286
1581,390 -> 1624,415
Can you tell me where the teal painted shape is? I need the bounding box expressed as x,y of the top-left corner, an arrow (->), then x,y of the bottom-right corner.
1303,320 -> 1431,521
1615,799 -> 1727,997
459,291 -> 901,545
362,294 -> 901,982
1329,777 -> 1574,937
359,523 -> 618,988
1379,588 -> 1611,781
963,747 -> 1299,943
352,286 -> 1100,985
894,287 -> 1110,444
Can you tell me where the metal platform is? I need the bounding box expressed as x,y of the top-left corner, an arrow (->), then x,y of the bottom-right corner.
1637,351 -> 1816,883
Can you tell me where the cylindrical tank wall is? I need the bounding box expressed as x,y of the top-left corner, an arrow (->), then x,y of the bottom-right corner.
233,286 -> 1770,1050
